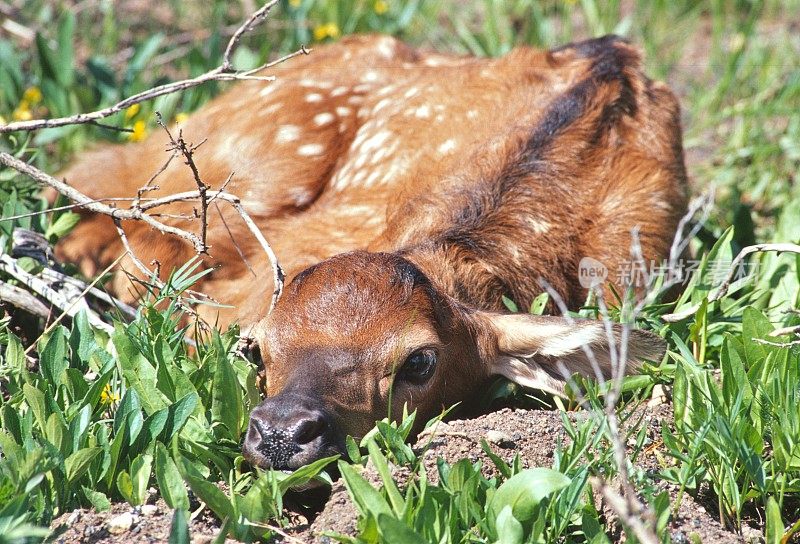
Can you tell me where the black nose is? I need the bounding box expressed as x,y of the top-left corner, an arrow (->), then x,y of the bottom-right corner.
242,394 -> 341,470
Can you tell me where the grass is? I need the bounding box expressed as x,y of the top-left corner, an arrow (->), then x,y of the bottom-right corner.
1,0 -> 799,542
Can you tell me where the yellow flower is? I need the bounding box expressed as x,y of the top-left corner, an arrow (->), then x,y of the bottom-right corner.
289,0 -> 301,7
124,103 -> 141,121
374,0 -> 388,14
174,112 -> 189,124
313,22 -> 341,41
12,100 -> 33,121
128,119 -> 147,141
100,384 -> 120,405
22,86 -> 43,104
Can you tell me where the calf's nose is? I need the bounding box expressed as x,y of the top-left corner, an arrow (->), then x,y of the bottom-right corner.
242,396 -> 339,470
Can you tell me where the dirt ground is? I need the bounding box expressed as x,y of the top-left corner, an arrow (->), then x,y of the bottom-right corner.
50,401 -> 762,543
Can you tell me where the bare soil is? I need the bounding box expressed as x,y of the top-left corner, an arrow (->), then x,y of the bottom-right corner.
50,402 -> 760,543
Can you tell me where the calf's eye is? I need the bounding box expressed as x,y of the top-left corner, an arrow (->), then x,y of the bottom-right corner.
397,348 -> 437,384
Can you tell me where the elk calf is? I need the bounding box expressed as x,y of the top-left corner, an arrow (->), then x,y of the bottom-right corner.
58,35 -> 687,470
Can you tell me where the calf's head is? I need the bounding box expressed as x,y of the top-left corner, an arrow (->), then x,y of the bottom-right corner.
242,251 -> 664,470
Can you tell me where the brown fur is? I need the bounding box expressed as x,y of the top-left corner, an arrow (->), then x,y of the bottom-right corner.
58,35 -> 687,450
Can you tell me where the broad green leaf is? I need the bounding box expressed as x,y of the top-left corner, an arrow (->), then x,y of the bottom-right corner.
117,470 -> 135,505
40,326 -> 69,388
169,508 -> 190,544
113,325 -> 169,414
155,443 -> 189,510
45,211 -> 80,240
45,412 -> 66,452
179,457 -> 232,520
277,455 -> 339,493
4,333 -> 25,372
489,468 -> 570,522
765,496 -> 784,544
82,487 -> 111,512
529,292 -> 549,315
338,461 -> 392,518
65,447 -> 101,484
496,505 -> 524,544
23,383 -> 48,430
161,392 -> 199,443
130,453 -> 153,505
211,351 -> 244,441
376,514 -> 428,544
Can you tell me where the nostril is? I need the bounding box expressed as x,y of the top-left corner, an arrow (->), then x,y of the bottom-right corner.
293,413 -> 326,445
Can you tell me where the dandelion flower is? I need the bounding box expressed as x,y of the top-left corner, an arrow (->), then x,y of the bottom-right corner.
12,100 -> 33,121
100,384 -> 120,405
128,119 -> 147,141
124,103 -> 141,121
22,86 -> 43,104
313,22 -> 341,41
374,0 -> 388,15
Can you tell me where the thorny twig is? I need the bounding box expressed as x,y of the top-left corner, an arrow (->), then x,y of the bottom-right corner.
156,112 -> 211,254
0,1 -> 312,134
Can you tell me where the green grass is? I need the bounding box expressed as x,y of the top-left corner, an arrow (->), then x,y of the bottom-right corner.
1,0 -> 800,542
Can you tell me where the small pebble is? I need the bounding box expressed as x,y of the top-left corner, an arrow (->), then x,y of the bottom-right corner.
485,430 -> 512,446
106,512 -> 135,535
647,384 -> 670,408
671,530 -> 687,544
141,504 -> 159,517
66,511 -> 81,526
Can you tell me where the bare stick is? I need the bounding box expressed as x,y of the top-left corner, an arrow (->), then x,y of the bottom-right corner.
0,280 -> 52,318
0,151 -> 284,312
591,477 -> 659,544
0,1 -> 313,134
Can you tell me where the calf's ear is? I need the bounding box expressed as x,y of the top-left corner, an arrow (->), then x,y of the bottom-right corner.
481,313 -> 666,397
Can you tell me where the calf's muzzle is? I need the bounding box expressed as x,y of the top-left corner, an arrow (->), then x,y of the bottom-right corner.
242,392 -> 343,470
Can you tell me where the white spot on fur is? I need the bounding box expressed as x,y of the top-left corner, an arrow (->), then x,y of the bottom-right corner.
362,71 -> 380,82
466,109 -> 478,120
314,112 -> 336,126
275,124 -> 300,143
414,105 -> 431,119
437,139 -> 457,155
360,130 -> 391,153
331,86 -> 349,97
376,37 -> 396,58
404,87 -> 419,99
258,103 -> 282,117
348,95 -> 365,105
363,170 -> 382,187
305,93 -> 323,103
336,106 -> 352,116
353,84 -> 372,93
297,143 -> 325,156
259,85 -> 278,97
373,98 -> 392,113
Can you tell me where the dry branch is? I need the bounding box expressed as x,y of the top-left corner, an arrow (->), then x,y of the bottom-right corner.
0,280 -> 51,318
0,253 -> 116,333
0,1 -> 292,328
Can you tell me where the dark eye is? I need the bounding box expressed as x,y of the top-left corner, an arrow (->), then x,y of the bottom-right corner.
397,349 -> 437,384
